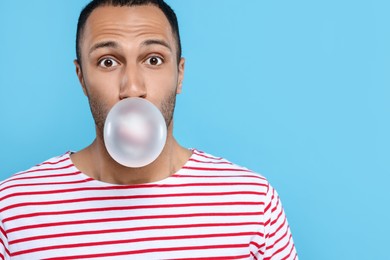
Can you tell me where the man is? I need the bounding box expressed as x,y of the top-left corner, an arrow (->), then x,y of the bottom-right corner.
0,0 -> 297,259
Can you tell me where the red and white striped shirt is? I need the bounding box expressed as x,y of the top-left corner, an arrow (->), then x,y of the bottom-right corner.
0,150 -> 297,259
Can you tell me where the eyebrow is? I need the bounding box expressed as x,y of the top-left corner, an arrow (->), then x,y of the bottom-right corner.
89,41 -> 119,56
142,39 -> 172,52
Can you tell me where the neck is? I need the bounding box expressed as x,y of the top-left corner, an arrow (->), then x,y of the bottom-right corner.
71,125 -> 192,185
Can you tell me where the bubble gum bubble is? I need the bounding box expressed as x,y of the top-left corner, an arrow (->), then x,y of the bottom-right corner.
103,98 -> 167,168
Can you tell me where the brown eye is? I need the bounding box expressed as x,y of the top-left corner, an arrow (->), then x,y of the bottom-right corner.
98,58 -> 119,68
145,56 -> 163,66
104,59 -> 113,67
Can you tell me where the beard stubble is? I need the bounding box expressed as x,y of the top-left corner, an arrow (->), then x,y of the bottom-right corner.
87,88 -> 178,141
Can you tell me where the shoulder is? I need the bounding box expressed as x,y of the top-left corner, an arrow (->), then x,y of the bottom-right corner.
0,152 -> 77,195
183,149 -> 271,191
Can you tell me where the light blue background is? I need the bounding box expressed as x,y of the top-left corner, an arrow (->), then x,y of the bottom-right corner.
1,1 -> 389,259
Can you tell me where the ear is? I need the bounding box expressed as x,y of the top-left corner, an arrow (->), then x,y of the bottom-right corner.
176,57 -> 185,94
74,59 -> 88,96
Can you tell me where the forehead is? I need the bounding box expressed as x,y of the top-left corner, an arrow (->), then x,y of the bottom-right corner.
81,5 -> 175,49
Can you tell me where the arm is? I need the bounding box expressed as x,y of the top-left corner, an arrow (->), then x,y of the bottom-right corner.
251,183 -> 298,260
0,219 -> 10,260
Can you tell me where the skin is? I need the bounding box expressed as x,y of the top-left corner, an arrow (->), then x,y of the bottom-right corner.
71,5 -> 192,185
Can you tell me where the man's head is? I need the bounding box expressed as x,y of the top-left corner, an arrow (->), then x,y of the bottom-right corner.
74,0 -> 185,139
76,0 -> 182,67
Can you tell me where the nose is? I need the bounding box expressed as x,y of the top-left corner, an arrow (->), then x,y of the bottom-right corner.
119,65 -> 147,99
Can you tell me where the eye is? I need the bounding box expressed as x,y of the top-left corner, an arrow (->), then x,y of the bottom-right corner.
145,56 -> 163,66
98,58 -> 119,68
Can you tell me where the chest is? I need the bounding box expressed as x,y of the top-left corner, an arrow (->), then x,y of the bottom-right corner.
3,188 -> 264,259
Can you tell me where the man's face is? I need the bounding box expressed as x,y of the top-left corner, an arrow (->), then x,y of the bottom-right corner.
75,5 -> 184,137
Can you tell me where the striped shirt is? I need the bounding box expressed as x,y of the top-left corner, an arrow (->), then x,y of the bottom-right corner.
0,150 -> 297,259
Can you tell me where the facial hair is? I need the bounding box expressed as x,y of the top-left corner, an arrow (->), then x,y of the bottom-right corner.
86,86 -> 178,141
87,90 -> 109,139
161,89 -> 177,128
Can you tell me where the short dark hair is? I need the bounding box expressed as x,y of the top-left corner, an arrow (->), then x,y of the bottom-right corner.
76,0 -> 181,65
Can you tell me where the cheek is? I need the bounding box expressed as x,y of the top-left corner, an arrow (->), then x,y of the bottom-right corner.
145,66 -> 178,96
83,69 -> 121,106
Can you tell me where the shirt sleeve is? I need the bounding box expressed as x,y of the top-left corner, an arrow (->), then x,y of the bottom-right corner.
0,219 -> 10,260
251,183 -> 298,260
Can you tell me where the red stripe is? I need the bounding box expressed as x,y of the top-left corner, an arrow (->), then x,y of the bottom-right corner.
10,222 -> 262,245
1,170 -> 80,187
188,158 -> 232,165
42,244 -> 249,260
173,174 -> 265,180
7,211 -> 263,234
173,254 -> 250,260
193,151 -> 223,160
266,215 -> 286,240
250,252 -> 258,260
281,239 -> 296,260
36,157 -> 70,166
14,164 -> 74,175
266,182 -> 271,195
271,207 -> 284,226
182,166 -> 252,172
0,182 -> 267,201
265,224 -> 289,250
0,239 -> 10,257
264,233 -> 293,260
264,200 -> 272,214
250,241 -> 265,249
271,196 -> 280,214
11,157 -> 71,178
4,201 -> 263,223
0,178 -> 93,193
14,232 -> 258,256
0,227 -> 7,239
1,191 -> 266,213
